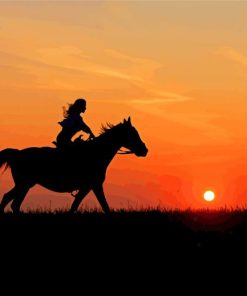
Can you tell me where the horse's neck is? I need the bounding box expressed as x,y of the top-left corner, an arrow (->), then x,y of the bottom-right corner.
95,131 -> 121,165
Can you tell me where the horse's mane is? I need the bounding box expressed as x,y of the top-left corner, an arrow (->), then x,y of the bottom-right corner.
71,122 -> 123,149
99,122 -> 117,135
71,122 -> 118,149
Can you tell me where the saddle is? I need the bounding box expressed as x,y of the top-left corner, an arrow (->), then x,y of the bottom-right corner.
52,135 -> 85,148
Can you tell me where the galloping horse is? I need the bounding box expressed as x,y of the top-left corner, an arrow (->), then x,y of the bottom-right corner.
0,117 -> 148,213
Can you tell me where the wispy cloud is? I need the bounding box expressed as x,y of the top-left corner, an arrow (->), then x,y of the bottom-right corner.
102,49 -> 194,105
39,46 -> 90,60
0,13 -> 193,103
215,46 -> 247,67
105,48 -> 161,70
90,67 -> 142,82
36,46 -> 145,83
104,48 -> 162,82
131,90 -> 191,104
30,46 -> 194,105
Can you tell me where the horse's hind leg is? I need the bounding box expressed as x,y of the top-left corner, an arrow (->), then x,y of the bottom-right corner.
10,186 -> 30,214
0,187 -> 18,214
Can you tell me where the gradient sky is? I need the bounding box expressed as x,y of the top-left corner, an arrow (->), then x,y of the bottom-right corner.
1,0 -> 247,210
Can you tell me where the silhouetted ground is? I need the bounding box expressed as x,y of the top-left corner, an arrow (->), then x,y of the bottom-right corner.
1,208 -> 247,254
1,209 -> 245,290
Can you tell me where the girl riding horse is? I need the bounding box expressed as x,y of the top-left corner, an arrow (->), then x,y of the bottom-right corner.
53,98 -> 95,148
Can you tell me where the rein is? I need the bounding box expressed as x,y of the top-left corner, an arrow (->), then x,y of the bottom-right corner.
117,149 -> 134,155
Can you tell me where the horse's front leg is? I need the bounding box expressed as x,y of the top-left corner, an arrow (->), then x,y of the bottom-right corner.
92,183 -> 110,214
69,186 -> 91,213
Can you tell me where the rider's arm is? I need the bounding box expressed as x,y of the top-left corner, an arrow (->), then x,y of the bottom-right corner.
79,118 -> 95,138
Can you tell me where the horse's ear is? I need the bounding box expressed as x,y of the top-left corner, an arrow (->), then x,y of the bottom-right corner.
123,117 -> 132,125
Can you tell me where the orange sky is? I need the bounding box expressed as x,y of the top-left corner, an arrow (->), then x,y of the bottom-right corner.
1,1 -> 247,210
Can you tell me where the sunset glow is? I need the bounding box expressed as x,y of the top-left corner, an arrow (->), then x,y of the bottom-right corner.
1,1 -> 247,210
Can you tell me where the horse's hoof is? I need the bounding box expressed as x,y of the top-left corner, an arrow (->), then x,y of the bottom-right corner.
10,205 -> 21,215
12,211 -> 21,215
66,210 -> 74,215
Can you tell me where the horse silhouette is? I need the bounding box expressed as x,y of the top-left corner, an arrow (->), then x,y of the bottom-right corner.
0,117 -> 148,213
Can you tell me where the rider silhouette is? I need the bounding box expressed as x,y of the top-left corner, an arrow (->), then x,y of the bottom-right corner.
53,98 -> 95,148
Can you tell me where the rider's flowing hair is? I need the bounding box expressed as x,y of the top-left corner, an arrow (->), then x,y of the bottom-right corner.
63,98 -> 86,118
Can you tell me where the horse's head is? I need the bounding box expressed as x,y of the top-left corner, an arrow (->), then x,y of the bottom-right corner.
120,117 -> 148,157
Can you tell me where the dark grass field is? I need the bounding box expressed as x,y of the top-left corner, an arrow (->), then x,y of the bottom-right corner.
1,209 -> 246,290
1,208 -> 247,254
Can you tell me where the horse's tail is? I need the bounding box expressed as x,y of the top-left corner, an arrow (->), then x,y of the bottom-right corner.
0,148 -> 18,172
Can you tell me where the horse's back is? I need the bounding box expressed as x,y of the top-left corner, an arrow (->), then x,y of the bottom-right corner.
21,146 -> 56,154
10,146 -> 60,173
10,143 -> 98,183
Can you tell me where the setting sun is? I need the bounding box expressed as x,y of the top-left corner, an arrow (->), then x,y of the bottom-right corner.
203,191 -> 215,202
